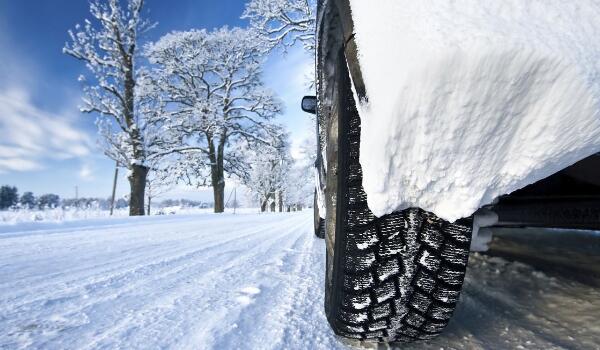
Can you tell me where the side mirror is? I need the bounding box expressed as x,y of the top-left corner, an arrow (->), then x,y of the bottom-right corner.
301,96 -> 317,114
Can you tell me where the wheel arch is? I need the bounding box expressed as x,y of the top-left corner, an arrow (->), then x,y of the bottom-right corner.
318,0 -> 366,113
315,0 -> 367,219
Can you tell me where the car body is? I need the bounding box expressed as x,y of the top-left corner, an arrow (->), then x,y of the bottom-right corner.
308,0 -> 600,234
303,0 -> 600,343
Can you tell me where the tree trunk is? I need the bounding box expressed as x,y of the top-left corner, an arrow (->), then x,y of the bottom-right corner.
208,132 -> 227,214
261,198 -> 268,212
128,164 -> 148,216
278,191 -> 283,212
147,196 -> 152,216
213,180 -> 225,213
209,152 -> 225,213
210,155 -> 225,213
261,192 -> 273,213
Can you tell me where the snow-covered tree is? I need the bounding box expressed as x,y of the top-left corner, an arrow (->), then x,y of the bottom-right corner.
283,137 -> 316,210
145,170 -> 172,215
283,166 -> 311,210
0,186 -> 18,210
64,0 -> 156,216
242,0 -> 316,52
38,194 -> 60,210
143,156 -> 175,216
20,192 -> 36,210
145,27 -> 284,213
239,133 -> 293,212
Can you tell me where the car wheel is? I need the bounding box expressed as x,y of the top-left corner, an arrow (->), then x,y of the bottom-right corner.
323,49 -> 473,343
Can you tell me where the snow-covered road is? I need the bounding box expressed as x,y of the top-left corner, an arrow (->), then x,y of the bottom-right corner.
1,212 -> 599,349
0,212 -> 338,349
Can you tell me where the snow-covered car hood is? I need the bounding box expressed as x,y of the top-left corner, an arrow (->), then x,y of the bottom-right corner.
348,1 -> 600,222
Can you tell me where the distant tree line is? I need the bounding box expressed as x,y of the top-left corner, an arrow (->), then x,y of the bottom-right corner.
0,185 -> 212,211
0,186 -> 61,210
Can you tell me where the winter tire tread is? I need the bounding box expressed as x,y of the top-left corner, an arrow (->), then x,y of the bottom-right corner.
324,49 -> 473,343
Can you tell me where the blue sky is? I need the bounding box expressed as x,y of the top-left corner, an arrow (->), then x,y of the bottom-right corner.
0,0 -> 313,202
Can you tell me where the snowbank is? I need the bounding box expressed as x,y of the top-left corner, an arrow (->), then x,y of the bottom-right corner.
349,1 -> 600,221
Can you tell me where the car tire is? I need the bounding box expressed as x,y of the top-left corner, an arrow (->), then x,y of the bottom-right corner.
323,49 -> 473,343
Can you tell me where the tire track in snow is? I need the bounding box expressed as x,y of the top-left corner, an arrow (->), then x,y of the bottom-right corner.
79,214 -> 311,350
173,224 -> 312,349
201,222 -> 315,349
0,215 -> 277,287
1,214 -> 308,349
271,231 -> 347,350
0,217 -> 288,308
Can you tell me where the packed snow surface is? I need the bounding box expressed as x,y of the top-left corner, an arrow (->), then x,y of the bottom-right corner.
349,1 -> 600,221
1,212 -> 343,350
1,212 -> 599,349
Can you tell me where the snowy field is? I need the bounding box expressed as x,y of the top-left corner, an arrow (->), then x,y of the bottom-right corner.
0,207 -> 260,226
0,209 -> 131,225
1,212 -> 599,349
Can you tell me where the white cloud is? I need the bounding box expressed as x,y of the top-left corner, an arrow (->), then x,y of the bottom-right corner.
0,16 -> 94,175
0,87 -> 93,173
0,158 -> 42,173
79,163 -> 94,181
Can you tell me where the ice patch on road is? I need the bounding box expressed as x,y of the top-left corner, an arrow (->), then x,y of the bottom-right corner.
349,1 -> 600,221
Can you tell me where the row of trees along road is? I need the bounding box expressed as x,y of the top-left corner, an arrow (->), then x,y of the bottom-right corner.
144,27 -> 283,213
64,0 -> 316,216
0,186 -> 61,210
0,184 -> 211,212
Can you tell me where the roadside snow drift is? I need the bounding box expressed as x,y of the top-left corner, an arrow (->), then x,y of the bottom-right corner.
349,1 -> 600,221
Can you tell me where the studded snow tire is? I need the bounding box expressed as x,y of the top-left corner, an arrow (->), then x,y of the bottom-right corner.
324,49 -> 473,343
